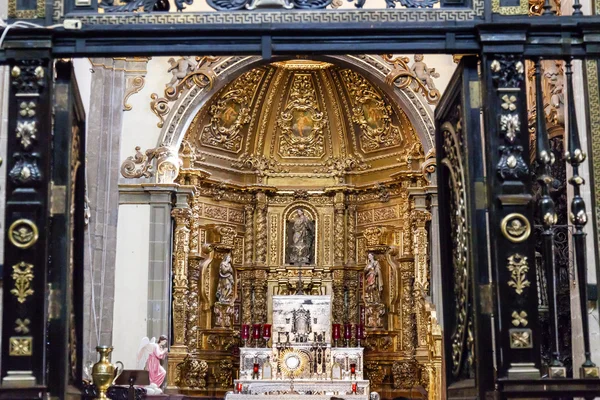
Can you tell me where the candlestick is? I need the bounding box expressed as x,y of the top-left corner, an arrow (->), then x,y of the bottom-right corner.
332,323 -> 341,347
263,324 -> 272,347
357,324 -> 364,347
344,323 -> 352,347
241,324 -> 250,347
252,324 -> 262,347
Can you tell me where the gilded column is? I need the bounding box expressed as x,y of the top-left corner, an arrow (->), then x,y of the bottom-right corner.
171,207 -> 192,348
401,268 -> 416,355
334,193 -> 346,265
253,270 -> 269,325
411,210 -> 431,350
332,270 -> 345,325
244,203 -> 255,265
346,271 -> 359,328
167,206 -> 192,389
186,257 -> 201,351
255,192 -> 267,265
346,204 -> 357,265
241,271 -> 254,326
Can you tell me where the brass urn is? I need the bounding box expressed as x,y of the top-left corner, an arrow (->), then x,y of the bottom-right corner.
91,346 -> 123,400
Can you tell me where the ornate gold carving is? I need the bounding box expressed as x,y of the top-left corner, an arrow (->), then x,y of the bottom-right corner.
509,329 -> 532,348
152,56 -> 218,128
123,76 -> 145,111
186,259 -> 201,351
241,273 -> 253,325
204,204 -> 228,221
334,203 -> 345,264
382,55 -> 440,105
172,207 -> 192,346
357,210 -> 373,225
121,146 -> 181,182
392,357 -> 420,389
244,204 -> 255,265
501,213 -> 531,243
201,69 -> 264,153
269,213 -> 279,265
8,219 -> 39,249
15,318 -> 30,334
323,214 -> 332,265
277,73 -> 326,158
314,156 -> 369,183
255,201 -> 268,264
253,270 -> 268,324
507,254 -> 530,295
177,355 -> 208,389
217,359 -> 233,388
365,362 -> 385,385
233,237 -> 244,264
11,262 -> 34,303
373,206 -> 398,222
8,0 -> 44,19
346,205 -> 357,264
341,69 -> 403,152
232,153 -> 288,183
363,226 -> 388,252
9,337 -> 32,356
210,225 -> 236,249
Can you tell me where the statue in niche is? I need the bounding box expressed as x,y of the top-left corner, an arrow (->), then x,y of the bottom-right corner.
411,54 -> 440,91
364,253 -> 383,304
216,253 -> 235,304
286,209 -> 315,265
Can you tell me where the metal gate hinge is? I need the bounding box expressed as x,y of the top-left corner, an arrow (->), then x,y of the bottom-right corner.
50,182 -> 66,216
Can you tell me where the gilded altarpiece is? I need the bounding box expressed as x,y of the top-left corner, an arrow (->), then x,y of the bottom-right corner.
159,60 -> 442,399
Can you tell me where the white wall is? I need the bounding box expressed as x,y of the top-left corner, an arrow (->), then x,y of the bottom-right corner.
73,58 -> 92,119
112,204 -> 151,369
119,57 -> 172,167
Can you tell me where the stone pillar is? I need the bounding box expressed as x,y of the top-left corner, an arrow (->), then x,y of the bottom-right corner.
145,185 -> 179,339
334,193 -> 346,265
244,203 -> 255,266
255,192 -> 267,265
83,57 -> 149,366
346,204 -> 357,266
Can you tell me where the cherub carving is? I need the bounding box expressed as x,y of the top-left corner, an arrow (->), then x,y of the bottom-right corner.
166,57 -> 195,88
411,54 -> 440,91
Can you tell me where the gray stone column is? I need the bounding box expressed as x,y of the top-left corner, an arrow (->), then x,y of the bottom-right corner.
145,185 -> 178,339
83,58 -> 149,367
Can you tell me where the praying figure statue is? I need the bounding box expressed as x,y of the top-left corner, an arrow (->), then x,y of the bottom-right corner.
364,253 -> 383,304
286,209 -> 315,265
411,54 -> 440,91
136,335 -> 168,393
216,253 -> 235,304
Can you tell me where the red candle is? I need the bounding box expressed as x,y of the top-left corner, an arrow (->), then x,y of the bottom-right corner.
252,324 -> 262,340
241,324 -> 250,340
351,363 -> 356,375
332,324 -> 341,340
263,324 -> 272,339
357,324 -> 365,340
344,323 -> 352,340
253,363 -> 259,374
236,382 -> 243,393
351,382 -> 357,393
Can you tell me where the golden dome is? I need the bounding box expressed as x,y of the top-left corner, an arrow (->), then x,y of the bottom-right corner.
182,60 -> 423,188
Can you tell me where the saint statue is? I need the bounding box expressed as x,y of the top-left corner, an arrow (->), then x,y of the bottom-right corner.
364,253 -> 383,304
286,209 -> 315,265
136,335 -> 168,393
216,253 -> 235,304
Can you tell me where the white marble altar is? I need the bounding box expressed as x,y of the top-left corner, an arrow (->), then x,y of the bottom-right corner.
226,295 -> 369,399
